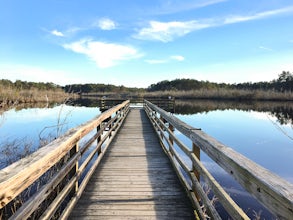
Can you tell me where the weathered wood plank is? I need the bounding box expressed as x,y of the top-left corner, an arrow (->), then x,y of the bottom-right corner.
72,204 -> 190,210
69,108 -> 195,219
70,209 -> 193,216
69,217 -> 187,220
145,99 -> 293,219
0,101 -> 130,209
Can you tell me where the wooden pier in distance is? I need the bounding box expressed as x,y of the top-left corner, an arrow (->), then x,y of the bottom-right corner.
69,108 -> 194,219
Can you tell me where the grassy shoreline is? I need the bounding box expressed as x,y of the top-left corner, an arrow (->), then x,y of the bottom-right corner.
0,88 -> 76,107
1,88 -> 293,108
144,89 -> 293,101
81,88 -> 293,101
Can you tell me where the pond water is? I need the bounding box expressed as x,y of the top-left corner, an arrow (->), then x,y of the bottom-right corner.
0,102 -> 101,168
171,100 -> 293,219
173,100 -> 293,183
0,99 -> 292,219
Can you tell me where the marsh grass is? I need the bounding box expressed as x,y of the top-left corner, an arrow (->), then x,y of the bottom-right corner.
81,88 -> 293,102
0,86 -> 75,107
142,88 -> 293,101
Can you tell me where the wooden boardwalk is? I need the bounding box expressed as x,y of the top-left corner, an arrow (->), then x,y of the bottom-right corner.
2,101 -> 292,219
69,108 -> 195,219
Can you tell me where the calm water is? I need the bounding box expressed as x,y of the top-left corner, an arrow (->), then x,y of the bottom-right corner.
0,99 -> 292,219
173,100 -> 293,183
0,102 -> 101,168
172,100 -> 293,219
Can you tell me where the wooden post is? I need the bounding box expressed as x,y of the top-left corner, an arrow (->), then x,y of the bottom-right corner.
113,111 -> 118,131
168,123 -> 174,152
109,117 -> 112,138
69,143 -> 79,195
160,115 -> 166,140
97,124 -> 102,154
192,142 -> 200,200
153,111 -> 158,130
101,98 -> 105,111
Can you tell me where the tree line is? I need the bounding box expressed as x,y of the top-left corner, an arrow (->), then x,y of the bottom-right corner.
147,71 -> 293,92
0,79 -> 69,105
1,71 -> 292,95
0,79 -> 61,91
63,83 -> 144,94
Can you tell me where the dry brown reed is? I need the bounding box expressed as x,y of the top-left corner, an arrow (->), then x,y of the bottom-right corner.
0,86 -> 76,107
142,88 -> 293,101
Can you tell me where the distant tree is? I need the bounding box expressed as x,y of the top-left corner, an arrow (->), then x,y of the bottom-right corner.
278,71 -> 292,83
276,71 -> 293,92
147,78 -> 220,92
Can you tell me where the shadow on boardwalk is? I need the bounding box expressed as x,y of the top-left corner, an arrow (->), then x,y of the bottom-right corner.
69,108 -> 194,219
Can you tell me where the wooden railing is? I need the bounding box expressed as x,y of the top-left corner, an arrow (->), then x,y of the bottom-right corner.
144,100 -> 293,220
0,100 -> 130,219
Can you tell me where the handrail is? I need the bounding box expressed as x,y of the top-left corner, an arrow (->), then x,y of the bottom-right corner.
0,100 -> 130,219
144,99 -> 293,220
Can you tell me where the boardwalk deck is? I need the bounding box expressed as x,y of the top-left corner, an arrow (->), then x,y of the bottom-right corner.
69,108 -> 195,219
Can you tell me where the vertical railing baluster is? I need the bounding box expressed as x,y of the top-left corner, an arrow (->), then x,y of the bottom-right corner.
97,124 -> 102,154
69,142 -> 79,196
168,123 -> 174,152
108,116 -> 112,138
113,110 -> 119,131
192,142 -> 200,201
160,115 -> 165,140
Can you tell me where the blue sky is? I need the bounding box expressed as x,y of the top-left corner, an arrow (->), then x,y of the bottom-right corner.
1,0 -> 293,88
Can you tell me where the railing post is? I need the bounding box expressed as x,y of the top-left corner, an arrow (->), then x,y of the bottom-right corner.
192,142 -> 200,200
97,124 -> 102,154
160,115 -> 165,139
69,142 -> 79,195
112,111 -> 118,132
109,117 -> 112,137
119,103 -> 123,118
154,111 -> 158,130
101,97 -> 105,111
192,143 -> 200,179
168,123 -> 174,151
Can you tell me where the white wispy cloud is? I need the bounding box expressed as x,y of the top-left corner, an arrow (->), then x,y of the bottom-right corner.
259,46 -> 273,51
63,39 -> 141,68
224,6 -> 293,24
134,6 -> 293,42
48,18 -> 117,39
171,55 -> 185,61
96,18 -> 116,30
65,27 -> 84,35
134,20 -> 210,42
50,29 -> 64,37
145,59 -> 168,64
154,0 -> 227,15
145,55 -> 185,64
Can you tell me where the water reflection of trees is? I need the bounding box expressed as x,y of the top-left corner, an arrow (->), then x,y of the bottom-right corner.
70,98 -> 101,107
74,98 -> 293,126
2,98 -> 292,126
269,106 -> 293,126
174,100 -> 293,125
